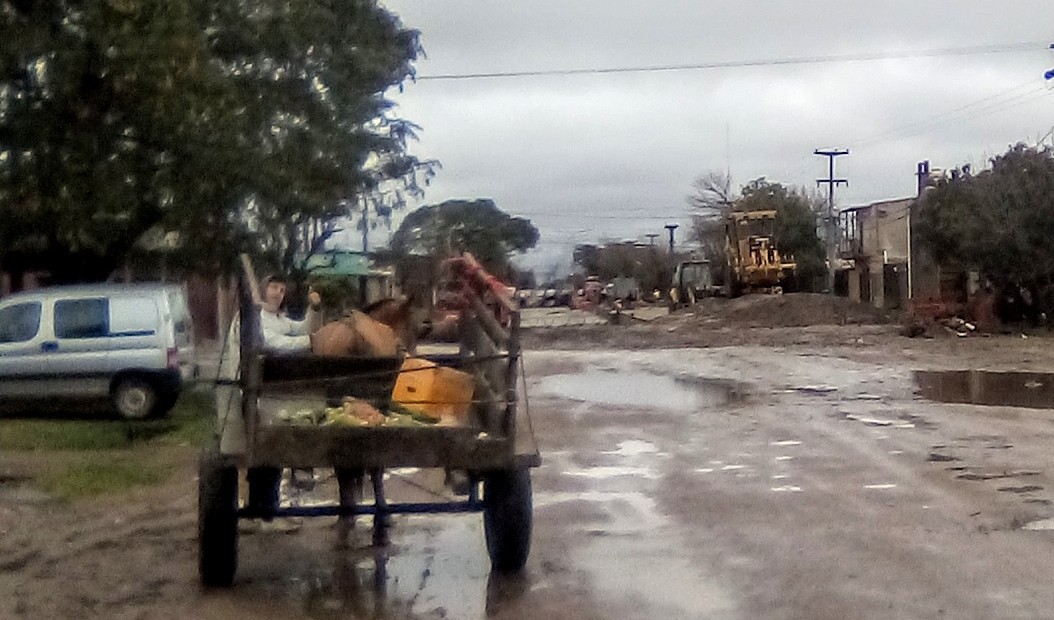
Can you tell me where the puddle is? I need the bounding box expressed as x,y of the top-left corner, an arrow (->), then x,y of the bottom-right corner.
534,491 -> 668,534
1022,518 -> 1054,531
603,440 -> 659,457
564,466 -> 660,481
915,370 -> 1054,409
577,535 -> 737,618
0,477 -> 50,504
297,516 -> 491,620
537,370 -> 737,412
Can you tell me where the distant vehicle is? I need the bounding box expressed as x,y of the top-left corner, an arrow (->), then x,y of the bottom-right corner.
725,210 -> 796,296
0,284 -> 196,418
670,260 -> 714,307
573,276 -> 604,310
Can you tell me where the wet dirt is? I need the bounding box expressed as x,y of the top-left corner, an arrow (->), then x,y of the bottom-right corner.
10,326 -> 1054,618
915,370 -> 1054,409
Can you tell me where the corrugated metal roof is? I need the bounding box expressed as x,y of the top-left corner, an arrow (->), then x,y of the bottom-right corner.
304,251 -> 372,277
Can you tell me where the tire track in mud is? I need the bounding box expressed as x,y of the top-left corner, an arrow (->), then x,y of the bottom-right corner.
0,481 -> 200,619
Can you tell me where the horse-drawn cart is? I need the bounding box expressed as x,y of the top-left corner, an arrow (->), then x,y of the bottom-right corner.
198,255 -> 540,587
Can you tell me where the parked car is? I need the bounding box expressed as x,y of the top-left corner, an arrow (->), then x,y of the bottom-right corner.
0,284 -> 196,418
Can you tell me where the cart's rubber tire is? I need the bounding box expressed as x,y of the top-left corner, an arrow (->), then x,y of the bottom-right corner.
198,444 -> 239,588
483,467 -> 533,572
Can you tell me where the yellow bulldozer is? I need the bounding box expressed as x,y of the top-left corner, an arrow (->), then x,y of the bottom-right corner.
724,210 -> 796,296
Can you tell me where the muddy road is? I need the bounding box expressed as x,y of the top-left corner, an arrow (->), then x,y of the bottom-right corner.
5,334 -> 1054,619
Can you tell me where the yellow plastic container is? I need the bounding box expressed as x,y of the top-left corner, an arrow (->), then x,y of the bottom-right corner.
392,357 -> 475,424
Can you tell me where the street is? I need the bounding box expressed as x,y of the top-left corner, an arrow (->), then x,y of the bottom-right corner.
5,331 -> 1054,619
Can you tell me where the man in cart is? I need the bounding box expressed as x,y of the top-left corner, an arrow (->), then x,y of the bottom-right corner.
215,274 -> 322,530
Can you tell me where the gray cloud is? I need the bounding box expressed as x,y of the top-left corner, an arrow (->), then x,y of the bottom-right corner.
378,1 -> 1054,272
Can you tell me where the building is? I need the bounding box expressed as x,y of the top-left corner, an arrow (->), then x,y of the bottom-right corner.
838,197 -> 913,309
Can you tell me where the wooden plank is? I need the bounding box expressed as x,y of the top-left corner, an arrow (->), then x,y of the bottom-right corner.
464,319 -> 505,395
239,254 -> 263,305
252,425 -> 515,469
467,291 -> 509,347
503,311 -> 521,438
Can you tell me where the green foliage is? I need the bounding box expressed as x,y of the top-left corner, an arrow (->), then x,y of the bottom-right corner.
390,199 -> 539,282
0,0 -> 427,282
915,145 -> 1054,291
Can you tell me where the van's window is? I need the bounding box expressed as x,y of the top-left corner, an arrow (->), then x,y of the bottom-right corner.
0,302 -> 42,343
55,298 -> 109,339
110,297 -> 158,336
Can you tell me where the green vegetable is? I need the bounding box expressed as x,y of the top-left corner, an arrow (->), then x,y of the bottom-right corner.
387,402 -> 439,425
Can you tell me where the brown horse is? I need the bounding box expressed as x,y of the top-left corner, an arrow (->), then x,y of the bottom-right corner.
310,296 -> 428,357
309,296 -> 431,538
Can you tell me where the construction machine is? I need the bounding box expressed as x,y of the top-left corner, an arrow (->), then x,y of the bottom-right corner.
724,210 -> 796,296
669,260 -> 715,308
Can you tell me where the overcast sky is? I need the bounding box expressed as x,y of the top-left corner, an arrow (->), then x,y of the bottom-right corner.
364,1 -> 1053,276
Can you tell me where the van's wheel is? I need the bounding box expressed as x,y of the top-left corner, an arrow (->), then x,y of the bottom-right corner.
483,467 -> 533,572
112,377 -> 157,420
152,391 -> 179,418
199,444 -> 239,587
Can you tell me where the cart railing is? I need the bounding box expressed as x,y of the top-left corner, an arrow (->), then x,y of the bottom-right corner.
235,253 -> 539,471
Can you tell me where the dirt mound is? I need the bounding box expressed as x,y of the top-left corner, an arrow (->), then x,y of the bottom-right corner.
692,293 -> 891,328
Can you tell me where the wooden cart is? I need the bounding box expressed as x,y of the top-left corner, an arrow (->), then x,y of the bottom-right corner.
198,255 -> 540,587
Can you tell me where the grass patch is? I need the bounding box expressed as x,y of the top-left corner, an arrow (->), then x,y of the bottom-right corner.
0,387 -> 216,500
0,387 -> 215,451
38,458 -> 171,500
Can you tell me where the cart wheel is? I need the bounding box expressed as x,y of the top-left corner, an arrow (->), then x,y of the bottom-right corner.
198,444 -> 239,587
483,467 -> 533,572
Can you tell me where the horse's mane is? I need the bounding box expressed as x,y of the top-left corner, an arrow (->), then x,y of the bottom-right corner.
362,297 -> 400,315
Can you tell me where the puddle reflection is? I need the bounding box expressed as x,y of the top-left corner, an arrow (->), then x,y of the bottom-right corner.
915,370 -> 1054,410
537,369 -> 739,412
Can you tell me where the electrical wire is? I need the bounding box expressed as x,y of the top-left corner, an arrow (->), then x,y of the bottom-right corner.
851,82 -> 1052,149
416,42 -> 1049,82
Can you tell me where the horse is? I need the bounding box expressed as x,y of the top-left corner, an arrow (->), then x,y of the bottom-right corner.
310,295 -> 430,357
307,295 -> 431,540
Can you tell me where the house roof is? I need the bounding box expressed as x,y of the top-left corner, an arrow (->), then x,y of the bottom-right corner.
843,196 -> 914,214
304,251 -> 372,277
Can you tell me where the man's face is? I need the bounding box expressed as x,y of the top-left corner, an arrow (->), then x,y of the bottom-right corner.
264,281 -> 287,310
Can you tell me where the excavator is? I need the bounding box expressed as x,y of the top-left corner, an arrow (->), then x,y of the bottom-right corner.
723,210 -> 796,297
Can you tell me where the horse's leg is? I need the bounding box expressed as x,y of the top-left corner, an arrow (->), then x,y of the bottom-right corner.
335,467 -> 364,547
370,468 -> 390,546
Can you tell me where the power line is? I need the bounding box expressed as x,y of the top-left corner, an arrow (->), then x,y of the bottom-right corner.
416,42 -> 1049,81
511,212 -> 688,220
849,78 -> 1046,148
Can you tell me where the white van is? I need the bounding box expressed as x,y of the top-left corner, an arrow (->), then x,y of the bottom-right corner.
0,284 -> 196,418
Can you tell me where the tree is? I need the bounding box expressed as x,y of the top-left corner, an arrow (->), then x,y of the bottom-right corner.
915,144 -> 1054,314
572,241 -> 672,296
0,0 -> 426,283
389,199 -> 540,283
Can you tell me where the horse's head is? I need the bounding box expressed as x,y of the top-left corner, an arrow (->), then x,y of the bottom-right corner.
363,295 -> 431,354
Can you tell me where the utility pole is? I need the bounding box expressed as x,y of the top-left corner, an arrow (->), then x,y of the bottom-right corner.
360,194 -> 370,253
815,148 -> 849,293
664,224 -> 679,254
